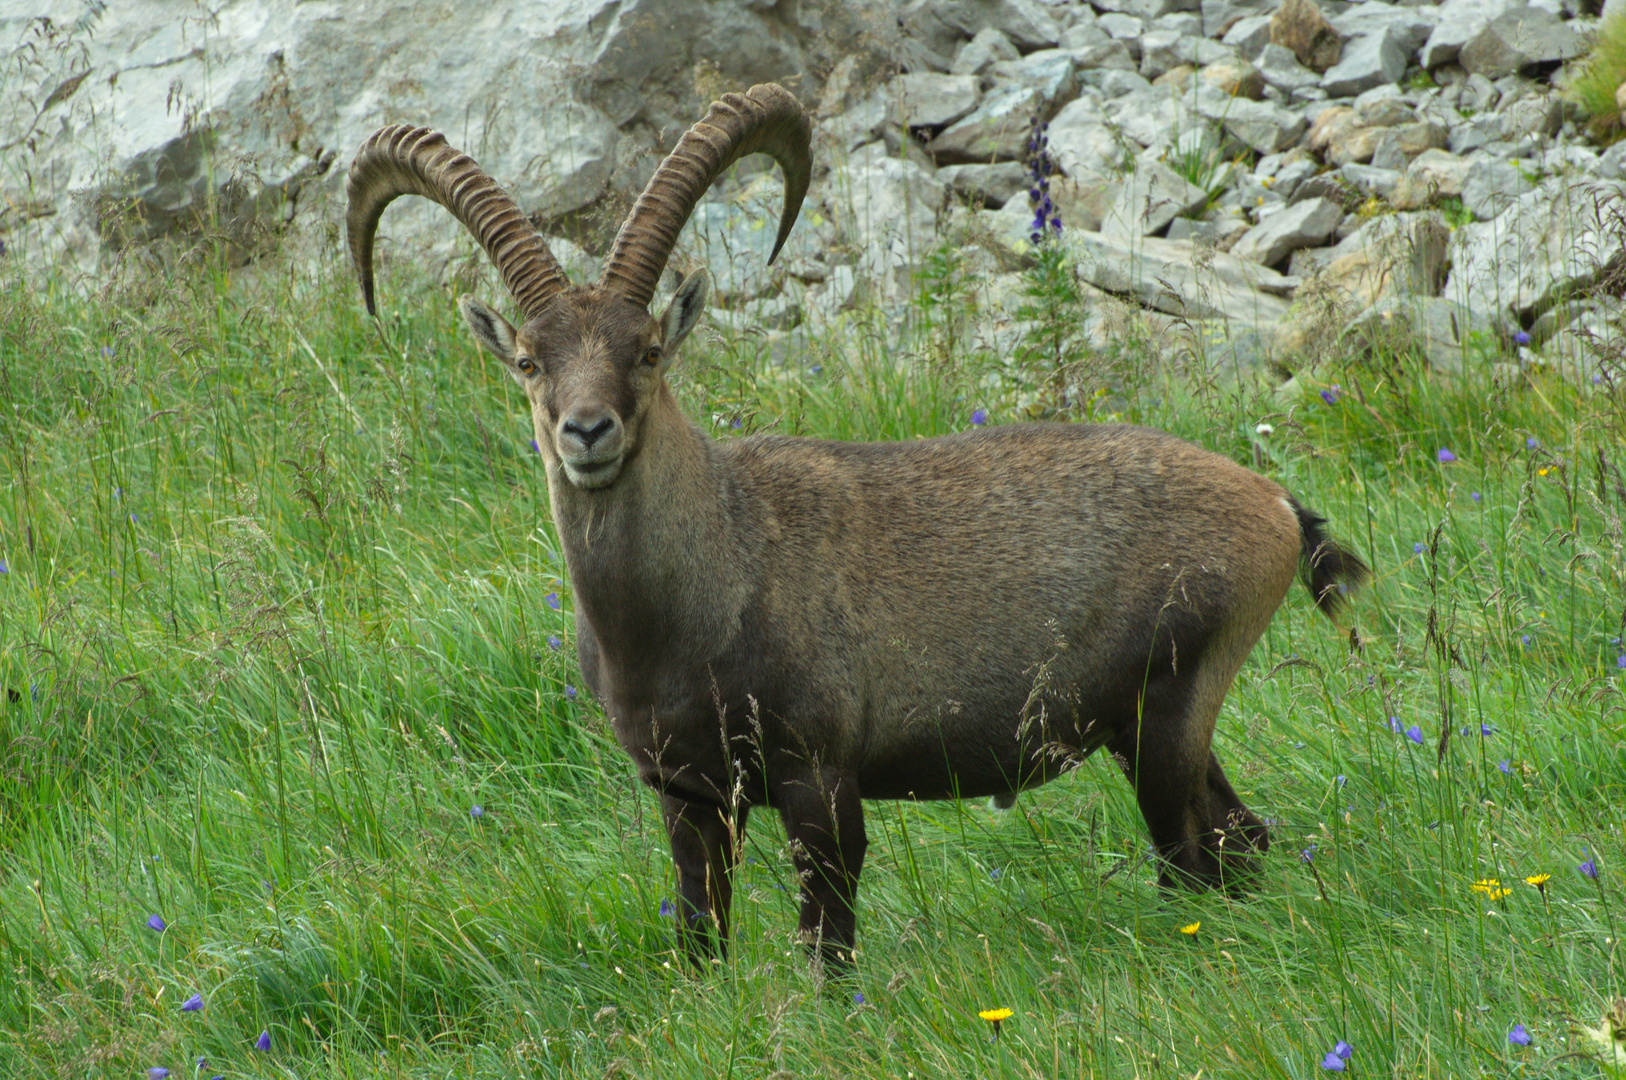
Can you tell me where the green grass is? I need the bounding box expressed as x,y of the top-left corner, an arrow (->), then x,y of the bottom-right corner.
1,230 -> 1625,1080
1567,11 -> 1626,144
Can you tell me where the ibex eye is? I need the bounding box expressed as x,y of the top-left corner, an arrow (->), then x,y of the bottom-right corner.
517,357 -> 537,375
645,346 -> 662,366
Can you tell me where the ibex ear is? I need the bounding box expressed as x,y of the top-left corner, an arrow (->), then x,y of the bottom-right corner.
458,295 -> 518,363
658,269 -> 710,365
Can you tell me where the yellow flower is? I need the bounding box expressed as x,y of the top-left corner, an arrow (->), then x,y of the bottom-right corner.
1179,922 -> 1201,935
979,1008 -> 1014,1023
1525,874 -> 1551,888
1471,878 -> 1511,899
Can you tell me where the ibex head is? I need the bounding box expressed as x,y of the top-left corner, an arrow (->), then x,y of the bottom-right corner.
346,85 -> 811,489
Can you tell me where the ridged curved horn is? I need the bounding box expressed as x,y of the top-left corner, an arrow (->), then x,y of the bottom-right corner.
346,125 -> 569,320
599,83 -> 811,309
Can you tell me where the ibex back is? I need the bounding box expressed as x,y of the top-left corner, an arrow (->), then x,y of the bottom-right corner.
347,84 -> 1370,969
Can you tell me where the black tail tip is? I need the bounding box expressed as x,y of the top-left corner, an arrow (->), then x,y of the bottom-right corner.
1292,500 -> 1371,619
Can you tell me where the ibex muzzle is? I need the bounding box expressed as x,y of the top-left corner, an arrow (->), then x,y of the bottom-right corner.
348,84 -> 1371,971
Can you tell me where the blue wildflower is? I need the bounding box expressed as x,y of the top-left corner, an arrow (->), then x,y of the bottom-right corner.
1300,846 -> 1316,863
1389,716 -> 1402,733
1513,330 -> 1531,346
1480,723 -> 1493,736
565,685 -> 577,699
0,558 -> 7,573
546,592 -> 561,610
470,805 -> 483,819
146,914 -> 166,932
1335,774 -> 1347,788
660,898 -> 675,918
1580,858 -> 1598,879
531,439 -> 541,454
1508,1023 -> 1532,1046
547,634 -> 562,650
989,867 -> 1002,880
147,1069 -> 170,1080
1617,654 -> 1626,669
102,345 -> 115,359
1521,635 -> 1530,646
180,994 -> 203,1012
1526,436 -> 1539,449
1471,491 -> 1481,503
1498,760 -> 1511,774
1405,725 -> 1425,745
1320,385 -> 1341,405
1333,1041 -> 1353,1060
1320,1052 -> 1346,1071
1413,542 -> 1425,554
971,409 -> 988,426
255,1030 -> 271,1052
853,992 -> 866,1004
1437,448 -> 1456,463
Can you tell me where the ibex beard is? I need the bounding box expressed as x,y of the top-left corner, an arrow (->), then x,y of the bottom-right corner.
347,84 -> 1371,972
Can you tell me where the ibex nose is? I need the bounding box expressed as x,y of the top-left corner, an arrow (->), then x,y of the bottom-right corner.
560,413 -> 619,452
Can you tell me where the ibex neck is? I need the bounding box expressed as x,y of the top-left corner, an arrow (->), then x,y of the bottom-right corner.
548,388 -> 749,665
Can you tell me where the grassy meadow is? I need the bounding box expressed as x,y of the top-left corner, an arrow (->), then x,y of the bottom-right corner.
1,228 -> 1625,1080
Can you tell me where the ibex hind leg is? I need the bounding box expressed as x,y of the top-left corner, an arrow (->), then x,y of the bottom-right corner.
1111,662 -> 1267,894
776,769 -> 867,973
662,795 -> 747,966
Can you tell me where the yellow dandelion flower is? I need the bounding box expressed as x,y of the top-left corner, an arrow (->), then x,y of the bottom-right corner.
979,1007 -> 1014,1039
1525,874 -> 1551,888
1179,922 -> 1201,935
1470,878 -> 1502,895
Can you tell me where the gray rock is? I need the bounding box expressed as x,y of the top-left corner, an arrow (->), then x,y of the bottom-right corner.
1223,14 -> 1277,59
1048,97 -> 1134,175
1461,157 -> 1538,219
1370,131 -> 1408,171
1449,115 -> 1506,155
1355,89 -> 1416,127
1059,22 -> 1115,49
940,162 -> 1033,207
932,0 -> 1066,51
1154,11 -> 1206,36
1458,8 -> 1584,79
1599,140 -> 1626,181
1501,92 -> 1563,141
1078,68 -> 1154,97
828,143 -> 946,262
1105,86 -> 1185,147
1462,72 -> 1502,112
1203,0 -> 1274,40
1193,84 -> 1309,153
1320,28 -> 1411,98
1419,0 -> 1524,69
1344,296 -> 1493,372
890,74 -> 983,130
1099,12 -> 1147,41
1341,162 -> 1403,198
1257,43 -> 1322,91
1391,148 -> 1472,208
929,79 -> 1072,163
1231,196 -> 1345,265
1063,230 -> 1294,322
1060,40 -> 1142,71
991,48 -> 1085,100
1141,30 -> 1191,78
1445,179 -> 1626,323
1093,0 -> 1202,22
952,27 -> 1022,76
1100,160 -> 1212,238
1329,2 -> 1439,55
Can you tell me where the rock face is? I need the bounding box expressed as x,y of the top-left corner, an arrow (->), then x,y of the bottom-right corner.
4,0 -> 1625,381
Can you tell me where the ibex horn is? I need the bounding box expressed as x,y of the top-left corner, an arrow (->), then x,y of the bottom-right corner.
346,125 -> 570,320
598,83 -> 811,309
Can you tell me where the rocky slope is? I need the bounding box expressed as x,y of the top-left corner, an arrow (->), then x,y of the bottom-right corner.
3,0 -> 1623,378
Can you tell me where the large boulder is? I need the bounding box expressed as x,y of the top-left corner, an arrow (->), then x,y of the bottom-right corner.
1445,180 -> 1626,325
0,0 -> 880,266
1269,0 -> 1343,74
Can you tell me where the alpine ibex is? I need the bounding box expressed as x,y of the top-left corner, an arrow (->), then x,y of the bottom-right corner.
347,84 -> 1369,969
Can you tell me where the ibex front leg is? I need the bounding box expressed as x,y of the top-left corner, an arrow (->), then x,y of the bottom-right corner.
662,795 -> 745,966
777,770 -> 867,971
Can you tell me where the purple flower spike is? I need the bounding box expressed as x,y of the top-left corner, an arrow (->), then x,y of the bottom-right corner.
1405,725 -> 1425,745
146,914 -> 167,932
1320,1051 -> 1347,1071
971,409 -> 988,426
660,898 -> 675,918
1334,1041 -> 1353,1060
1513,330 -> 1531,346
546,592 -> 561,610
1437,448 -> 1457,463
255,1030 -> 271,1052
1580,858 -> 1598,879
180,994 -> 203,1012
1508,1023 -> 1532,1046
